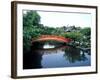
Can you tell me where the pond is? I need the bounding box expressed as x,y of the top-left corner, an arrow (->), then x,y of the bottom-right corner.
23,43 -> 91,69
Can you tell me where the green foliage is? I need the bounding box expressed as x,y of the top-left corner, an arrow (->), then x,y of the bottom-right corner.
23,11 -> 41,52
60,27 -> 91,48
80,27 -> 91,36
23,11 -> 40,27
61,32 -> 83,42
80,27 -> 91,48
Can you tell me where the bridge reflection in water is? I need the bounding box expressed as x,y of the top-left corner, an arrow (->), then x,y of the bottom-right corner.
23,43 -> 91,69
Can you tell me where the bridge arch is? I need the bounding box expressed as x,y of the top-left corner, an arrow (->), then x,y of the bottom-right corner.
32,35 -> 72,43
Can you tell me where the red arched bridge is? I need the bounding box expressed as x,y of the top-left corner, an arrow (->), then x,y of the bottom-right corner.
32,35 -> 72,43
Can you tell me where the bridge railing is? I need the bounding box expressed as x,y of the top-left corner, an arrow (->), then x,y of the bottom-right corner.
39,35 -> 72,41
32,35 -> 72,43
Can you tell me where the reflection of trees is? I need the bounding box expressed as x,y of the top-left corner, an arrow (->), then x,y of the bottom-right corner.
23,48 -> 42,69
64,47 -> 87,63
23,44 -> 90,69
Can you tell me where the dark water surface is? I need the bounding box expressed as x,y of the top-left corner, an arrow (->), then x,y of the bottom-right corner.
23,43 -> 91,69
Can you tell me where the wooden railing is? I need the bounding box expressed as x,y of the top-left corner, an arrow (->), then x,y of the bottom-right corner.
32,35 -> 72,43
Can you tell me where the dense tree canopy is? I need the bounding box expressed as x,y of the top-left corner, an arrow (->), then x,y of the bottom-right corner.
23,11 -> 41,52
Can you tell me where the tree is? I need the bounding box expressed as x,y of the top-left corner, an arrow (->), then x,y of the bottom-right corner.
80,27 -> 91,36
80,27 -> 91,48
61,32 -> 83,46
23,11 -> 41,52
23,10 -> 40,27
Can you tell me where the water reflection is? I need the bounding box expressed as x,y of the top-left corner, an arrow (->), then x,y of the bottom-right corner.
23,43 -> 91,69
23,50 -> 42,69
64,47 -> 87,63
